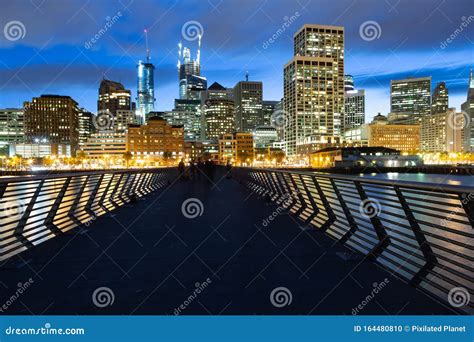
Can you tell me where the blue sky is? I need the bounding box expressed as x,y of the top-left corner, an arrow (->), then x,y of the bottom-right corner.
0,0 -> 472,122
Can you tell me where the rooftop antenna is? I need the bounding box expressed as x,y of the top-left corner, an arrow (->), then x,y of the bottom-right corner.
177,42 -> 182,69
245,71 -> 249,82
196,34 -> 201,65
144,29 -> 150,62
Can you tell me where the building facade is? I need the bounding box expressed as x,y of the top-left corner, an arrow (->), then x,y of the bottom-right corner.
461,68 -> 474,152
233,80 -> 263,132
218,132 -> 254,165
0,108 -> 24,153
81,132 -> 127,159
78,109 -> 94,148
201,82 -> 235,141
420,109 -> 464,153
390,77 -> 431,120
137,60 -> 155,123
126,117 -> 184,161
368,120 -> 420,153
24,95 -> 80,155
344,75 -> 365,131
98,79 -> 133,115
284,24 -> 344,156
253,126 -> 278,148
431,82 -> 449,115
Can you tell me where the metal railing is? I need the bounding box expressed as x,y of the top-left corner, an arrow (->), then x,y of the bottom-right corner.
0,168 -> 176,261
237,168 -> 474,313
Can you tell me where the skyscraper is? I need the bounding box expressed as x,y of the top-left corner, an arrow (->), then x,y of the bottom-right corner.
98,79 -> 132,115
284,24 -> 344,156
461,68 -> 474,152
136,29 -> 155,123
201,82 -> 235,141
24,95 -> 80,154
178,37 -> 206,100
344,75 -> 365,131
233,80 -> 263,132
262,100 -> 279,126
431,82 -> 449,115
390,76 -> 431,120
78,109 -> 94,148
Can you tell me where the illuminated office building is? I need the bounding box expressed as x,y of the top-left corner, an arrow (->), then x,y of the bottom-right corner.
178,38 -> 206,100
344,75 -> 365,132
431,82 -> 449,115
390,77 -> 431,120
368,115 -> 420,153
420,109 -> 464,153
78,109 -> 94,148
24,95 -> 80,155
136,30 -> 155,123
218,132 -> 254,165
262,100 -> 279,127
0,108 -> 24,151
201,82 -> 235,141
284,24 -> 344,156
98,79 -> 132,115
233,80 -> 263,132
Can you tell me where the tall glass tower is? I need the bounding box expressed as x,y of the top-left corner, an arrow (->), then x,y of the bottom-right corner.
136,29 -> 155,123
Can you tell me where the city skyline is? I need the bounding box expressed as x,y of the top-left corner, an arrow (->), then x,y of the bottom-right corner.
0,0 -> 472,121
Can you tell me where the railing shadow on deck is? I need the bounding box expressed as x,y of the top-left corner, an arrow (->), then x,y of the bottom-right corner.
234,167 -> 474,314
0,168 -> 177,262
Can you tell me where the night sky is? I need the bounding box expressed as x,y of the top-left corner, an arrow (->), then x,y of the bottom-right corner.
0,0 -> 472,121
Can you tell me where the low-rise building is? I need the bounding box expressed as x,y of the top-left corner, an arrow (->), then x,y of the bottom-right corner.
420,109 -> 464,152
253,126 -> 278,148
81,132 -> 127,159
126,117 -> 184,162
218,132 -> 254,165
10,143 -> 71,158
310,147 -> 421,168
368,116 -> 420,153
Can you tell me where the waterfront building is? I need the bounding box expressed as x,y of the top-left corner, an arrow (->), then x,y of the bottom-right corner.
390,76 -> 431,120
253,126 -> 278,148
431,82 -> 449,115
233,80 -> 263,132
201,82 -> 235,141
461,68 -> 474,152
310,147 -> 421,168
284,24 -> 344,156
218,132 -> 254,165
9,143 -> 71,158
0,108 -> 24,154
344,75 -> 365,131
24,95 -> 80,155
81,132 -> 127,159
98,79 -> 133,115
421,109 -> 465,153
126,117 -> 184,162
368,116 -> 420,153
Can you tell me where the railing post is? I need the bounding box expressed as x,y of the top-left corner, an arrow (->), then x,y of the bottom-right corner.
288,173 -> 307,217
312,176 -> 336,231
354,181 -> 390,260
298,174 -> 319,224
330,178 -> 358,245
85,174 -> 104,217
394,185 -> 437,286
109,173 -> 124,208
97,173 -> 115,212
45,177 -> 71,235
68,175 -> 90,226
15,179 -> 45,248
